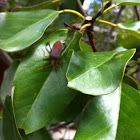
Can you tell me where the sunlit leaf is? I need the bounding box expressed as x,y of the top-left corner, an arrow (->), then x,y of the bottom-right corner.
74,84 -> 140,139
13,29 -> 82,133
117,0 -> 140,5
0,10 -> 58,52
117,21 -> 140,39
67,49 -> 135,95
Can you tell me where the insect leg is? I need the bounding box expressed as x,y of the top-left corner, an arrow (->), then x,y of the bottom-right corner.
54,62 -> 59,69
42,49 -> 50,58
62,43 -> 67,51
53,63 -> 66,76
57,59 -> 66,64
38,63 -> 52,70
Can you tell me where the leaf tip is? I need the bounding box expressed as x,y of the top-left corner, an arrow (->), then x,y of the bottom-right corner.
131,48 -> 136,54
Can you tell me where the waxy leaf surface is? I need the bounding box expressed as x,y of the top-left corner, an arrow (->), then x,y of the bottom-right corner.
74,84 -> 140,139
117,0 -> 140,5
14,0 -> 61,11
13,30 -> 82,133
3,96 -> 22,140
0,10 -> 58,52
67,50 -> 135,95
3,96 -> 52,140
117,21 -> 140,39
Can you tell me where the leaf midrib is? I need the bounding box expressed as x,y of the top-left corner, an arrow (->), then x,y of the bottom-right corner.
69,52 -> 116,82
0,11 -> 57,44
20,68 -> 53,129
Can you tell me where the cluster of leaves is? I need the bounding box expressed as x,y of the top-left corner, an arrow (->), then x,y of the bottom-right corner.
0,0 -> 140,139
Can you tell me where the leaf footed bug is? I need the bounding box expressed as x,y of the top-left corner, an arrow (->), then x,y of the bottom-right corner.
38,40 -> 66,76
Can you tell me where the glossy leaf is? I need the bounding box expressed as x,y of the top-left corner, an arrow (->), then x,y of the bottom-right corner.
55,93 -> 90,122
13,30 -> 82,134
116,33 -> 140,60
59,0 -> 84,27
0,61 -> 18,104
67,49 -> 135,95
80,41 -> 93,52
74,84 -> 140,139
13,0 -> 61,11
117,0 -> 140,5
3,96 -> 22,140
0,10 -> 58,52
116,33 -> 140,49
117,21 -> 140,39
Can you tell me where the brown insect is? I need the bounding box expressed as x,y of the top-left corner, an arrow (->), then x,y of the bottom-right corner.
38,40 -> 66,75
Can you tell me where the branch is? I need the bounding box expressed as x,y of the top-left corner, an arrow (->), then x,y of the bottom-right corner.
86,25 -> 98,52
104,5 -> 125,51
77,96 -> 93,127
47,121 -> 74,131
76,0 -> 87,16
136,66 -> 140,82
84,1 -> 112,52
134,6 -> 140,20
92,1 -> 112,23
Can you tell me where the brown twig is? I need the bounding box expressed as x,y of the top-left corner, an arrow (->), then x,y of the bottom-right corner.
76,0 -> 87,17
77,96 -> 93,127
134,6 -> 140,20
86,25 -> 98,52
47,121 -> 74,131
92,1 -> 112,23
130,68 -> 138,76
85,1 -> 112,52
136,66 -> 140,82
104,5 -> 125,51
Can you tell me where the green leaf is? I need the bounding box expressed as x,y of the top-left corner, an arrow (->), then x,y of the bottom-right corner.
0,120 -> 4,140
80,40 -> 93,52
55,93 -> 90,122
7,0 -> 15,8
0,10 -> 58,52
59,0 -> 84,27
74,84 -> 140,139
123,74 -> 139,90
13,29 -> 82,134
116,33 -> 140,49
18,0 -> 48,6
20,128 -> 52,140
117,0 -> 140,5
0,61 -> 18,104
3,96 -> 22,140
13,0 -> 61,11
67,49 -> 135,95
117,21 -> 140,39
